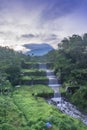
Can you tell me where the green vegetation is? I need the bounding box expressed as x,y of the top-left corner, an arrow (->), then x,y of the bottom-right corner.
25,85 -> 54,98
21,76 -> 49,85
21,76 -> 48,80
0,40 -> 87,130
44,33 -> 87,113
21,69 -> 46,76
0,46 -> 30,87
21,68 -> 48,85
0,95 -> 27,130
21,61 -> 39,69
0,85 -> 87,130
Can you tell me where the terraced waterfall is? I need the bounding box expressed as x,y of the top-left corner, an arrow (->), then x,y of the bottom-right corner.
39,63 -> 87,126
39,63 -> 61,97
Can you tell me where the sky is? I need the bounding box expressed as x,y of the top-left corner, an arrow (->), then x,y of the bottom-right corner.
0,0 -> 87,52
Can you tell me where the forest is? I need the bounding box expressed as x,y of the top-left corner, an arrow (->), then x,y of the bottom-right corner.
44,33 -> 87,113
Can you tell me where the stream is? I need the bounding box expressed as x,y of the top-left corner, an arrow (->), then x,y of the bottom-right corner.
39,63 -> 87,126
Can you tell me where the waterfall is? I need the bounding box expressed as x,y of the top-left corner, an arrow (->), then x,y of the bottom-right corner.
46,69 -> 61,98
39,63 -> 61,98
39,63 -> 87,126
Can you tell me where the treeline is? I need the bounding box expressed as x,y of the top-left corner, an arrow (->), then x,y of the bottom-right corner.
45,33 -> 87,112
0,46 -> 30,93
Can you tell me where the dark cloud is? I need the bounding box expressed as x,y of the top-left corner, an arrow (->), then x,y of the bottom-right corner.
0,31 -> 4,34
44,34 -> 58,41
21,34 -> 36,39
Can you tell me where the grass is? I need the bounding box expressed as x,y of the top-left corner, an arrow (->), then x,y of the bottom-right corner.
59,86 -> 66,93
13,86 -> 87,130
28,84 -> 54,95
21,68 -> 48,85
24,62 -> 38,64
0,95 -> 27,130
21,76 -> 49,85
0,85 -> 87,130
21,76 -> 48,80
21,69 -> 46,76
21,69 -> 45,73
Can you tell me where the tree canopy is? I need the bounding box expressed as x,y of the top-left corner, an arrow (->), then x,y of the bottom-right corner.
44,33 -> 87,112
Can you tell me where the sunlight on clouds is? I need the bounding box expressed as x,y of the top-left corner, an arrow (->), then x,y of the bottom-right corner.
0,0 -> 87,52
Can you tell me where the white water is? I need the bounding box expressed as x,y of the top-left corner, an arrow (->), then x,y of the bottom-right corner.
39,63 -> 87,126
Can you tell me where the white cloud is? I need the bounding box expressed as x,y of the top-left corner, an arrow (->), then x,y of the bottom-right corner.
0,0 -> 87,52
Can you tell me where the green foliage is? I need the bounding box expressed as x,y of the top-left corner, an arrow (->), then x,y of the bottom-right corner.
21,76 -> 48,80
0,85 -> 87,130
71,86 -> 87,113
1,123 -> 16,130
0,73 -> 12,94
21,62 -> 39,69
0,95 -> 28,129
21,66 -> 48,85
13,86 -> 87,130
21,69 -> 46,76
27,85 -> 54,98
0,38 -> 87,130
21,76 -> 49,85
44,33 -> 87,112
0,46 -> 27,71
6,66 -> 21,86
0,46 -> 30,86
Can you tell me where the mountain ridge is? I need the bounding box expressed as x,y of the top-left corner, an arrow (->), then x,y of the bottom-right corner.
24,43 -> 54,56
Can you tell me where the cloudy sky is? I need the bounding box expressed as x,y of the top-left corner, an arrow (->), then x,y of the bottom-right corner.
0,0 -> 87,52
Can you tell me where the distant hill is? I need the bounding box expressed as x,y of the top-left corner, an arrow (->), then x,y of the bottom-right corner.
23,43 -> 54,56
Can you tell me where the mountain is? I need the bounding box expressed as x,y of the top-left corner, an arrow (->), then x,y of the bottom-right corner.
23,43 -> 54,56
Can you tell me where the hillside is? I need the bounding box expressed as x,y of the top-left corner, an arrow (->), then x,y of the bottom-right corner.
24,43 -> 54,56
0,85 -> 87,130
0,45 -> 87,130
43,34 -> 87,113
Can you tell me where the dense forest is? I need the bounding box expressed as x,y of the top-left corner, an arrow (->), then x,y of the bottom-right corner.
44,33 -> 87,113
0,46 -> 30,92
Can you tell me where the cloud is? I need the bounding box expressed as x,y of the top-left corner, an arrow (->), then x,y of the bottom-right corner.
47,34 -> 58,40
41,34 -> 58,41
21,33 -> 58,40
0,0 -> 87,52
21,34 -> 36,39
41,0 -> 81,21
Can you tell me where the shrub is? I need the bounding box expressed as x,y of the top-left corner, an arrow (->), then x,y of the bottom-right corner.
2,123 -> 16,130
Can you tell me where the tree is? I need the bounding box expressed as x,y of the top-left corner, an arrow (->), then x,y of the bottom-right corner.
6,66 -> 21,86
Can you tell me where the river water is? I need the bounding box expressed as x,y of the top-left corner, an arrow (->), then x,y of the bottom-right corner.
39,63 -> 87,126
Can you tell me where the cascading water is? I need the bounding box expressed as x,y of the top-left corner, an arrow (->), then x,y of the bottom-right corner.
39,63 -> 61,98
46,69 -> 61,98
39,63 -> 87,126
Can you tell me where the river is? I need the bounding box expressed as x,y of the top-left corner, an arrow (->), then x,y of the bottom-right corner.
39,63 -> 87,126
